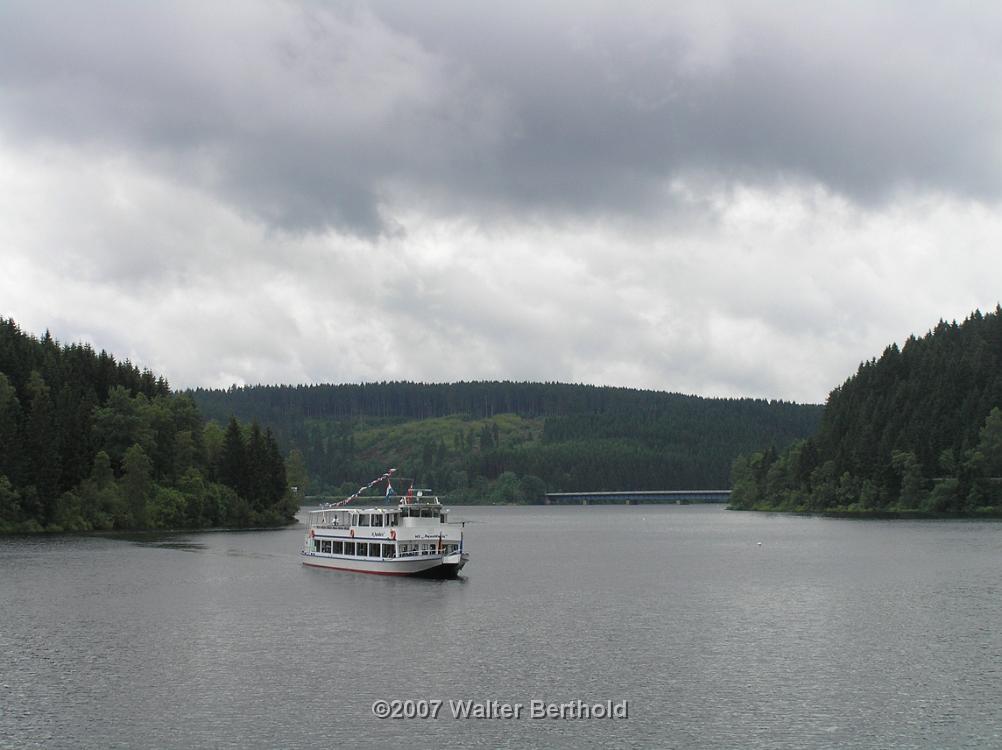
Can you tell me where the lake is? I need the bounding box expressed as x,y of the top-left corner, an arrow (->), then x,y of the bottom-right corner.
2,505 -> 1001,749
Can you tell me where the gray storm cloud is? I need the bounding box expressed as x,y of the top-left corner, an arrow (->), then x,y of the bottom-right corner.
2,1 -> 1000,234
1,0 -> 1001,402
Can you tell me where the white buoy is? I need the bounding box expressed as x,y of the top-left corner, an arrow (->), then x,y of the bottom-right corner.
757,541 -> 763,546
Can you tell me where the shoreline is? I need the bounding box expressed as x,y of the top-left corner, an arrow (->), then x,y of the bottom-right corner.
727,506 -> 1002,520
0,518 -> 300,537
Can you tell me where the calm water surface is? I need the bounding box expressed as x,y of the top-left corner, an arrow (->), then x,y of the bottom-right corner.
2,505 -> 1002,749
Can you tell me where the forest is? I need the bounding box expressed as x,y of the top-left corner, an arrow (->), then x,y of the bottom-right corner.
730,306 -> 1002,515
191,381 -> 822,503
0,319 -> 296,532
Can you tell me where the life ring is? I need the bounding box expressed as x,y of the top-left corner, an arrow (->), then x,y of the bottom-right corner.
390,529 -> 396,541
350,529 -> 355,538
309,529 -> 315,539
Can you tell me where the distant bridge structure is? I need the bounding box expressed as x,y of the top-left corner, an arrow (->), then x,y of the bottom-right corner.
544,490 -> 731,505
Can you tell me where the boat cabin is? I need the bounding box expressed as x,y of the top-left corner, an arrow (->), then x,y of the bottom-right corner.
308,497 -> 448,530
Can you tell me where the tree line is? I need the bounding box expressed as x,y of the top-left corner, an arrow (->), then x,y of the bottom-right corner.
190,381 -> 822,502
0,319 -> 295,532
730,306 -> 1002,514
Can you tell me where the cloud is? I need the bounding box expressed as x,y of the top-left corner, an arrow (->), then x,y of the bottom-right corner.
0,1 -> 509,234
3,1 -> 1002,234
2,1 -> 1002,403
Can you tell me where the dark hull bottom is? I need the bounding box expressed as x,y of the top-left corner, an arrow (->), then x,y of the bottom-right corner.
411,562 -> 465,579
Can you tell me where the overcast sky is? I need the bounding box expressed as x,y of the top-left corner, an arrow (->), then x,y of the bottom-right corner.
2,1 -> 1001,403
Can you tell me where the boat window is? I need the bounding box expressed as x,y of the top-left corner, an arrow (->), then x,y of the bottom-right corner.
344,542 -> 355,556
382,543 -> 394,558
333,541 -> 343,554
321,540 -> 332,553
372,514 -> 383,527
358,514 -> 368,527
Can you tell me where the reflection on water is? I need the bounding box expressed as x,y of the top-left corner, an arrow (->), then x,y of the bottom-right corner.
3,506 -> 1002,749
99,531 -> 207,550
134,540 -> 207,552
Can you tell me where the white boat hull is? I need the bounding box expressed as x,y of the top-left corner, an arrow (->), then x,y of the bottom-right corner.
301,551 -> 468,578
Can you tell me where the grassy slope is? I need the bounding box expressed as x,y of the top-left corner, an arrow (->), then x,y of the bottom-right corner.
349,413 -> 543,465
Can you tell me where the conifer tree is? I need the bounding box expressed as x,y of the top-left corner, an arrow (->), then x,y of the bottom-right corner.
25,371 -> 60,522
0,373 -> 24,485
122,443 -> 152,527
245,421 -> 267,508
264,428 -> 287,507
218,417 -> 247,499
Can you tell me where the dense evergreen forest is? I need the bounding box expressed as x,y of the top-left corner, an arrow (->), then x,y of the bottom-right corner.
730,306 -> 1002,514
0,319 -> 295,532
190,381 -> 822,503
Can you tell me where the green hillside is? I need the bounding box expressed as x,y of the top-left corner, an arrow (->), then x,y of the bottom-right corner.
0,319 -> 296,532
730,306 -> 1002,514
190,381 -> 822,503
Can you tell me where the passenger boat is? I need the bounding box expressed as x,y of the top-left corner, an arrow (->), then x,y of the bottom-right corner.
301,470 -> 469,578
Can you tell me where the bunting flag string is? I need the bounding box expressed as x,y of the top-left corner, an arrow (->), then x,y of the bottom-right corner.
329,468 -> 397,508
